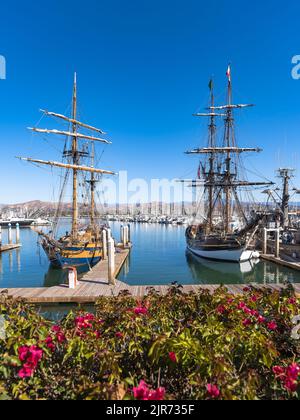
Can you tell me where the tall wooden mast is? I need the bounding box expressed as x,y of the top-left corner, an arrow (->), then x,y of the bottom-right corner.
71,73 -> 78,239
87,142 -> 98,227
208,79 -> 216,232
225,68 -> 232,233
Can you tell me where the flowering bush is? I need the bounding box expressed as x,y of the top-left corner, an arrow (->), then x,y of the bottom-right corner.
0,284 -> 299,400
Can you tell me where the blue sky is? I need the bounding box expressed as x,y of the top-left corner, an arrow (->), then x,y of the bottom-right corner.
0,0 -> 300,204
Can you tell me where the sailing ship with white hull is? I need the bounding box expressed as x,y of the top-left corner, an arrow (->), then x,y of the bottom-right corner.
18,74 -> 116,270
185,66 -> 273,262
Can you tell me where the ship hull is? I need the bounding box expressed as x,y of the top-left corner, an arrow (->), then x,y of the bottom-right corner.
42,242 -> 102,271
187,244 -> 255,262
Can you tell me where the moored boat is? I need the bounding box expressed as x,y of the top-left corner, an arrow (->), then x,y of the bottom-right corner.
183,66 -> 273,262
18,74 -> 116,271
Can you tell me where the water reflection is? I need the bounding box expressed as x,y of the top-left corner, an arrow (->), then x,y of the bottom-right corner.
0,221 -> 300,288
186,251 -> 300,285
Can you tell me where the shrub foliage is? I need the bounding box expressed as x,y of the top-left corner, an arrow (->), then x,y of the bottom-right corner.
0,284 -> 299,400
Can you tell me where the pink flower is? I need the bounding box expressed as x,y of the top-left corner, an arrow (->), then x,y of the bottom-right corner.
287,363 -> 300,380
238,302 -> 246,310
51,325 -> 61,333
148,388 -> 165,400
115,332 -> 124,339
242,318 -> 252,327
288,298 -> 297,305
133,381 -> 165,401
267,321 -> 278,331
273,366 -> 285,378
206,384 -> 220,399
251,295 -> 258,303
17,345 -> 43,379
243,287 -> 250,293
216,305 -> 226,314
133,380 -> 149,400
18,365 -> 34,379
27,346 -> 43,367
257,315 -> 266,324
75,314 -> 95,330
18,346 -> 29,362
45,336 -> 55,352
243,307 -> 253,315
134,307 -> 148,316
169,352 -> 177,363
273,363 -> 299,393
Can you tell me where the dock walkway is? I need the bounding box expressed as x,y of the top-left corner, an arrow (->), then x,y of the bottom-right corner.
0,246 -> 299,303
0,244 -> 21,253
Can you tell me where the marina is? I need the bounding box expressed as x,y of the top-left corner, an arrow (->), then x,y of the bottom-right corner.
1,222 -> 300,292
1,0 -> 300,402
1,243 -> 299,303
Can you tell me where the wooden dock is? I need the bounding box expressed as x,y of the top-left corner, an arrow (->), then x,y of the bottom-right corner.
0,244 -> 21,253
261,254 -> 300,271
0,246 -> 299,303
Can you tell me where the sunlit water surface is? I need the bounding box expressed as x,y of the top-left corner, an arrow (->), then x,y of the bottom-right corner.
0,221 -> 300,288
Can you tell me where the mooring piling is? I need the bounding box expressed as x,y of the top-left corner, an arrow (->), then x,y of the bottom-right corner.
108,237 -> 116,286
102,229 -> 108,260
15,223 -> 20,244
8,224 -> 12,245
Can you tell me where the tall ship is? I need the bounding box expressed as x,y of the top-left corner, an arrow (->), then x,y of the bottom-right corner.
18,74 -> 115,270
185,66 -> 273,262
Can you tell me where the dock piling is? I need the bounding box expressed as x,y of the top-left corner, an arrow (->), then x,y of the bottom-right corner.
127,224 -> 131,244
8,224 -> 12,245
102,229 -> 107,260
275,228 -> 280,258
0,227 -> 2,247
263,228 -> 267,255
15,223 -> 20,244
108,238 -> 116,286
68,267 -> 78,289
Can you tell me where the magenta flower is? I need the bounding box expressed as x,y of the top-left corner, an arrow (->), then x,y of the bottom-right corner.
45,336 -> 55,352
288,298 -> 297,305
133,381 -> 165,401
134,307 -> 148,316
267,321 -> 278,331
169,352 -> 177,363
18,365 -> 34,379
206,384 -> 220,399
242,318 -> 252,327
115,332 -> 124,339
17,345 -> 43,379
216,305 -> 226,314
18,346 -> 29,362
257,315 -> 266,324
273,366 -> 285,378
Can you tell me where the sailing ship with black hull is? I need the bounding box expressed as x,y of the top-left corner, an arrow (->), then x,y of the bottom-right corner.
185,66 -> 273,262
18,74 -> 116,270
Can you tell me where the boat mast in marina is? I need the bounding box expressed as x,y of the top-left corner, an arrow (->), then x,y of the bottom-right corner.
17,74 -> 116,270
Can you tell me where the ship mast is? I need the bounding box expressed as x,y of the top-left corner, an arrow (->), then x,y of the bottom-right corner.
71,73 -> 78,239
208,79 -> 216,232
18,74 -> 116,240
183,65 -> 274,233
86,142 -> 98,227
225,66 -> 233,233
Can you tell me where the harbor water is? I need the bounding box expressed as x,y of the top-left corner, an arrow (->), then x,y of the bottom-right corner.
0,221 -> 300,289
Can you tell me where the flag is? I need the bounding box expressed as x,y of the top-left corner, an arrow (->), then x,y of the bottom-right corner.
208,78 -> 213,92
226,64 -> 231,83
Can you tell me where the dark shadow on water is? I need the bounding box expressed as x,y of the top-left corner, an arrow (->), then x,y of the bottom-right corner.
43,265 -> 91,287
